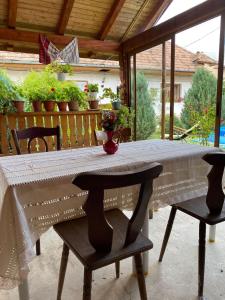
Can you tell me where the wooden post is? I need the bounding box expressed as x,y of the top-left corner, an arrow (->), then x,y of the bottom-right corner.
119,50 -> 130,106
169,36 -> 175,140
133,54 -> 137,141
161,42 -> 166,139
214,12 -> 225,147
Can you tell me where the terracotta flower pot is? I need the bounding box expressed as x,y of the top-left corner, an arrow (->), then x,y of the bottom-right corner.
32,100 -> 42,112
43,100 -> 55,112
68,100 -> 79,111
13,100 -> 24,112
88,100 -> 99,110
57,102 -> 68,112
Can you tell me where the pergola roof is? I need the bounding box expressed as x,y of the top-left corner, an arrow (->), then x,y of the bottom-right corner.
0,0 -> 172,59
0,42 -> 217,74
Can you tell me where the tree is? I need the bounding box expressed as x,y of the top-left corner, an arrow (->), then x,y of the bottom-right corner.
181,68 -> 217,128
136,72 -> 156,140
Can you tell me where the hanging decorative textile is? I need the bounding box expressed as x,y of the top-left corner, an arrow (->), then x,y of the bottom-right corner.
59,37 -> 79,64
39,35 -> 59,64
39,35 -> 80,64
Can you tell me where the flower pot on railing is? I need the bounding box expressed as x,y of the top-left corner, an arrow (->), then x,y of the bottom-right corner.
112,101 -> 121,110
68,100 -> 79,111
32,100 -> 42,112
88,92 -> 98,100
88,100 -> 99,110
43,100 -> 55,112
12,100 -> 24,112
57,102 -> 68,112
57,72 -> 66,81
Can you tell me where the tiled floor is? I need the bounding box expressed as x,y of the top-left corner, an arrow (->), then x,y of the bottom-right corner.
2,206 -> 225,300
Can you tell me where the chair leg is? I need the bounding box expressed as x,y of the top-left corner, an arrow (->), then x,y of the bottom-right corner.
83,268 -> 92,300
198,221 -> 206,298
36,239 -> 41,256
159,206 -> 177,262
134,253 -> 148,300
115,261 -> 120,278
57,243 -> 69,300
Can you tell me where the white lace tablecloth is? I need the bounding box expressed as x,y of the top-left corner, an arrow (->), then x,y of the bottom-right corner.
0,139 -> 220,289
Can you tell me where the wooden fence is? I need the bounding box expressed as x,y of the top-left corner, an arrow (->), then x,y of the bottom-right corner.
0,111 -> 103,155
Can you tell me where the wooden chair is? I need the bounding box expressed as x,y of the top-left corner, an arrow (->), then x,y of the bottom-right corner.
159,152 -> 225,299
54,162 -> 162,300
94,127 -> 131,146
11,126 -> 61,256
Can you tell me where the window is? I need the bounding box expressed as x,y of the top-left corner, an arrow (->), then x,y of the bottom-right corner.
165,83 -> 182,102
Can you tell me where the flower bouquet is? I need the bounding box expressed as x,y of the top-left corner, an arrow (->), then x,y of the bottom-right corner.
101,111 -> 118,154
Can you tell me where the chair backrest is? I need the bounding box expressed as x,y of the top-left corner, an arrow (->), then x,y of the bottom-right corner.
94,128 -> 131,146
203,152 -> 225,215
73,162 -> 163,253
11,126 -> 61,154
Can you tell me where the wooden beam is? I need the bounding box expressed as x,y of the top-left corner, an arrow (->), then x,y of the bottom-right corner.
123,0 -> 225,54
0,28 -> 120,54
137,0 -> 172,34
120,0 -> 150,42
98,0 -> 126,41
8,0 -> 17,28
214,12 -> 225,147
57,0 -> 75,35
169,36 -> 175,141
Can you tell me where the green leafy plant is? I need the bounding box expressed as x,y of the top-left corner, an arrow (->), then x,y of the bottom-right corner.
0,69 -> 16,113
22,70 -> 59,102
87,83 -> 99,93
135,72 -> 156,140
45,62 -> 72,74
190,106 -> 215,145
117,105 -> 134,128
101,87 -> 120,103
181,68 -> 217,128
60,82 -> 87,107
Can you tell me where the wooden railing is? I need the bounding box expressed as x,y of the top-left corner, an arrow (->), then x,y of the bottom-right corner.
0,111 -> 103,155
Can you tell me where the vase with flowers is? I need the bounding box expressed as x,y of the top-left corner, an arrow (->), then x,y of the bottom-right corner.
101,111 -> 118,154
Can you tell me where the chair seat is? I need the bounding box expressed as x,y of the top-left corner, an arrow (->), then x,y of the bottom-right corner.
54,209 -> 153,270
173,196 -> 225,225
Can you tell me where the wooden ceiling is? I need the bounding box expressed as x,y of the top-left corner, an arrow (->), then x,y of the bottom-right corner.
0,0 -> 172,59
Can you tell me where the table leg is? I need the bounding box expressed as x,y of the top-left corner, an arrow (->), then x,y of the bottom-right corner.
132,211 -> 149,275
18,278 -> 30,300
209,225 -> 216,242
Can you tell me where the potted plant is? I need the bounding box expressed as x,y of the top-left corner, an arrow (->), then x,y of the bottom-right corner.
12,85 -> 26,112
62,82 -> 87,111
87,83 -> 99,109
0,69 -> 16,113
55,83 -> 68,112
43,87 -> 57,112
46,62 -> 73,81
101,87 -> 121,110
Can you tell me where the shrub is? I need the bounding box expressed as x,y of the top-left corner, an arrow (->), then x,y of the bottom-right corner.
181,68 -> 217,128
135,72 -> 156,140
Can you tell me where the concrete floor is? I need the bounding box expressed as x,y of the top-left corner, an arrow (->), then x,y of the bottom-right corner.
1,206 -> 225,300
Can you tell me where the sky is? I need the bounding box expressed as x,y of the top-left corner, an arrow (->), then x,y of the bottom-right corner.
157,0 -> 221,60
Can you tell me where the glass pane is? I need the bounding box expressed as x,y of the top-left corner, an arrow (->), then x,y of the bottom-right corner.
174,17 -> 220,146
